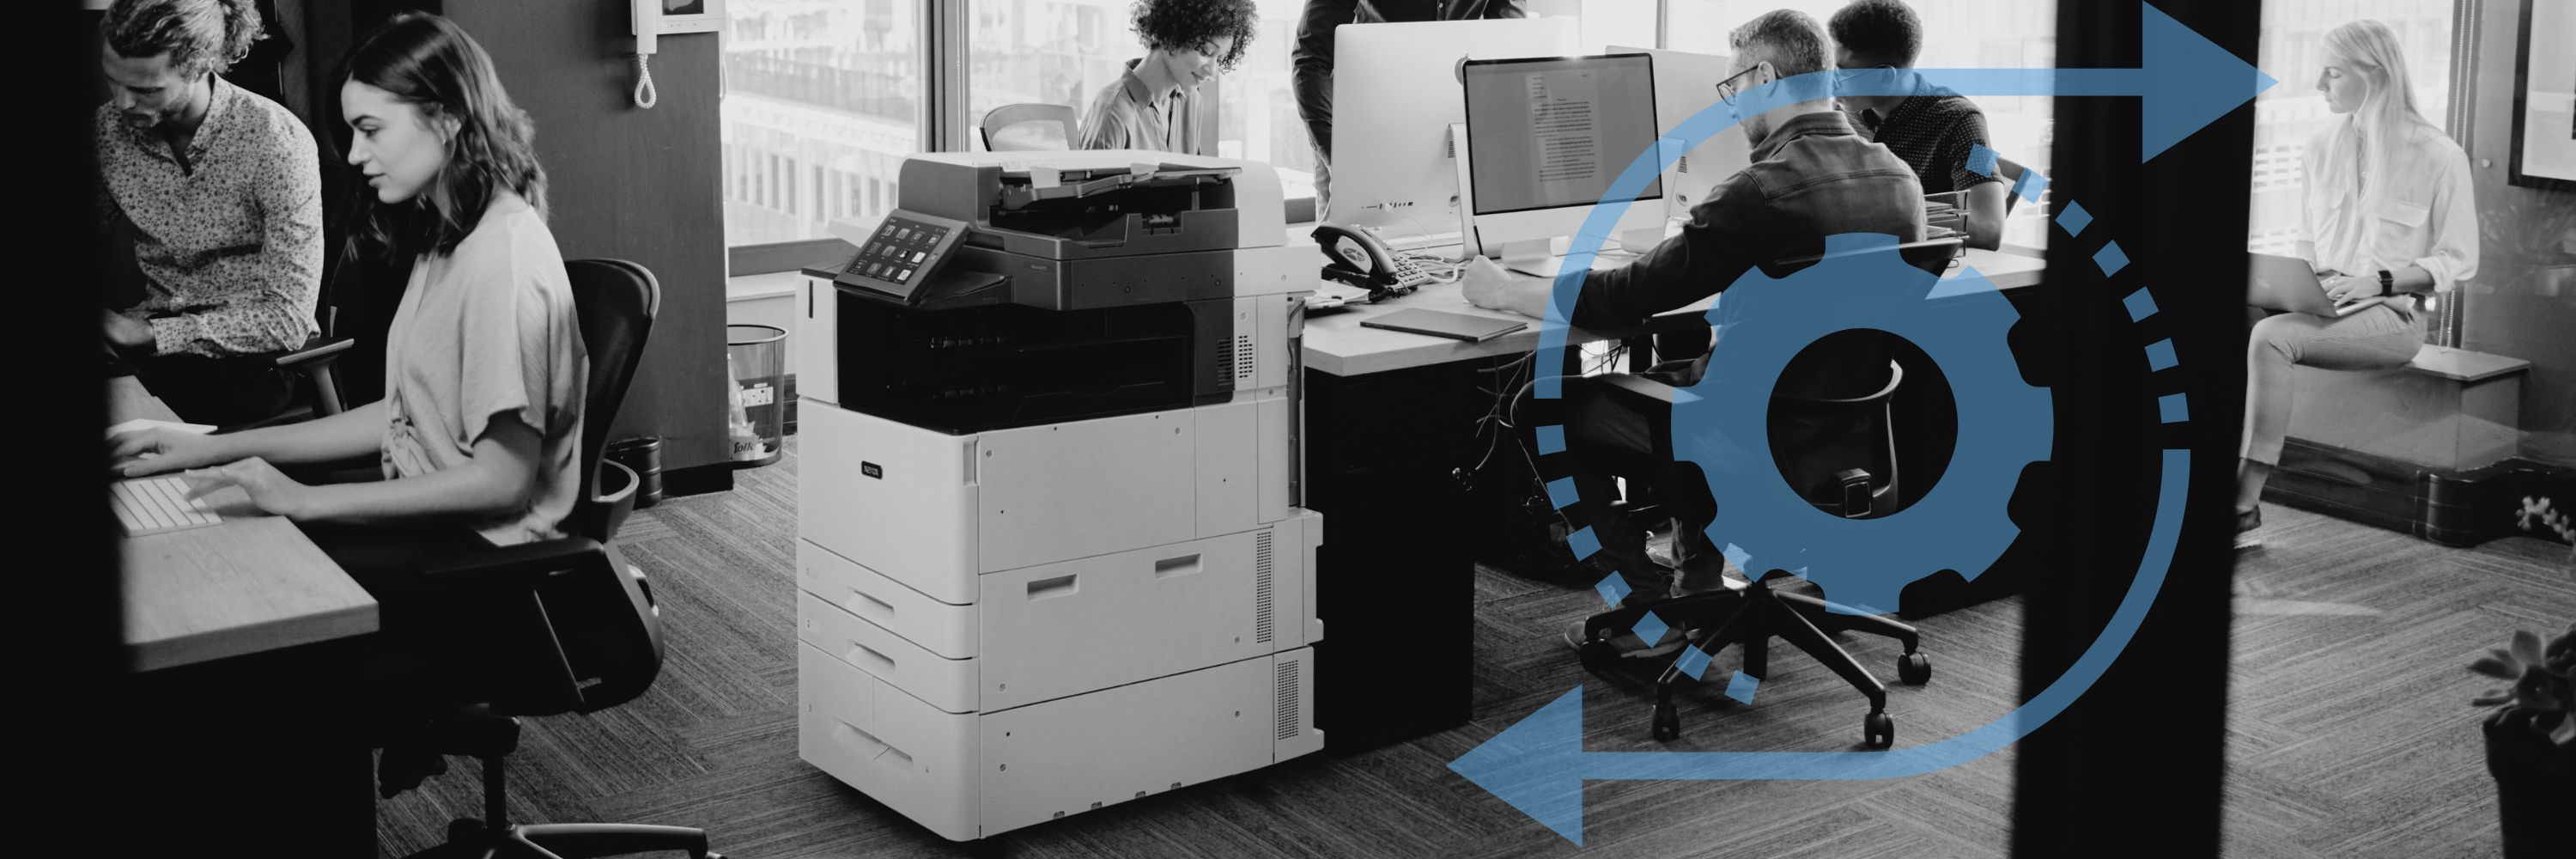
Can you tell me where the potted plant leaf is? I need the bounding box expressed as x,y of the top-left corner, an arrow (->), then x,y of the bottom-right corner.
2469,620 -> 2575,858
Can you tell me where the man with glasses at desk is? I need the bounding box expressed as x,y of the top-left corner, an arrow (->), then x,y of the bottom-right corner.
95,0 -> 322,426
1460,9 -> 1923,634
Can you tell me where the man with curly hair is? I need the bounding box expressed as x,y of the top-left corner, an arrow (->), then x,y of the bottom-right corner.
1078,0 -> 1259,155
1292,0 -> 1526,215
1830,0 -> 2006,250
96,0 -> 322,426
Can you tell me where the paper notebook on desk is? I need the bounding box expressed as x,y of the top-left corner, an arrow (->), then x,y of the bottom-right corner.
112,476 -> 223,536
1359,308 -> 1528,342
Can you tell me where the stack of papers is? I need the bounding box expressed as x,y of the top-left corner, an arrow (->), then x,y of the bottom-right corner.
1923,199 -> 1965,236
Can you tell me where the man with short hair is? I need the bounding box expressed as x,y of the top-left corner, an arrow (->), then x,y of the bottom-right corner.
1460,9 -> 1923,631
1830,0 -> 2008,250
97,0 -> 322,426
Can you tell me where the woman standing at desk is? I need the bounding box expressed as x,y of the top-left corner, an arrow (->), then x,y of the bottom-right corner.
109,11 -> 585,735
2238,20 -> 2476,538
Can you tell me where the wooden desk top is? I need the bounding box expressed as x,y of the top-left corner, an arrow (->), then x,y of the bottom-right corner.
1301,246 -> 2047,377
112,376 -> 377,672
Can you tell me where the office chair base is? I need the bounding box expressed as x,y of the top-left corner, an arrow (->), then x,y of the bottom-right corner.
410,819 -> 720,859
1584,576 -> 1924,747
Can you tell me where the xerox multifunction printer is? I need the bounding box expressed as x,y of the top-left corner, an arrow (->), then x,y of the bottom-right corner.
793,151 -> 1325,840
803,149 -> 1307,434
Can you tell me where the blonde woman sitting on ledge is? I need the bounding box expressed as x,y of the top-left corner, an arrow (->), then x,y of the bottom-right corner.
2238,19 -> 2477,539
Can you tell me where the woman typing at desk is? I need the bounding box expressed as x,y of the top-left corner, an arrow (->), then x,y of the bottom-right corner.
106,12 -> 582,786
2236,20 -> 2477,539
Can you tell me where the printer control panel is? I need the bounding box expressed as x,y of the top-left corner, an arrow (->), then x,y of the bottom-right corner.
838,210 -> 971,302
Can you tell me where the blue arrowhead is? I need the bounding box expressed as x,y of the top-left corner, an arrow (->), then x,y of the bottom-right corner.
1449,687 -> 1591,844
2137,3 -> 2277,160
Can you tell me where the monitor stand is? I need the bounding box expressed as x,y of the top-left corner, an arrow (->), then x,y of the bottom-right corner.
1496,231 -> 1665,278
1496,237 -> 1565,277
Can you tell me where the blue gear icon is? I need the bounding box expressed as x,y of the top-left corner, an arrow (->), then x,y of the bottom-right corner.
1671,232 -> 2051,615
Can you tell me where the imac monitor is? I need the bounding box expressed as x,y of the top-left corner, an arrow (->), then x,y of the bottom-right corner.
1328,18 -> 1575,241
1607,45 -> 1754,220
1458,53 -> 1665,271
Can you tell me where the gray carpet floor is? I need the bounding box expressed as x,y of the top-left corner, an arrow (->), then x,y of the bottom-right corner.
372,436 -> 2574,857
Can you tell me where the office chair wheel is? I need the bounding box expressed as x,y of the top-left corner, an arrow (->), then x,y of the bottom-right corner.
1897,652 -> 1931,685
1863,711 -> 1894,749
1577,638 -> 1620,673
1651,702 -> 1682,741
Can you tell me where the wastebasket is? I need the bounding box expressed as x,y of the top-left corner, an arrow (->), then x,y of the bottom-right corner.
726,324 -> 787,468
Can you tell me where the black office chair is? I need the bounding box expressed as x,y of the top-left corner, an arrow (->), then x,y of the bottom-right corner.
389,259 -> 716,858
236,314 -> 357,429
1562,238 -> 1959,749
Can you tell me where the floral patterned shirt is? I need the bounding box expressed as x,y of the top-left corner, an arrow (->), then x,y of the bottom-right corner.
96,75 -> 322,357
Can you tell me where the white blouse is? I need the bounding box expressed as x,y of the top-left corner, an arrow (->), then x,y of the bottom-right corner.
2297,119 -> 2479,292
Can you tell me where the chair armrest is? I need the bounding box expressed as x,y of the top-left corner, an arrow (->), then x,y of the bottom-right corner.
271,336 -> 355,369
591,459 -> 640,542
410,536 -> 605,592
1597,373 -> 1701,408
280,454 -> 384,486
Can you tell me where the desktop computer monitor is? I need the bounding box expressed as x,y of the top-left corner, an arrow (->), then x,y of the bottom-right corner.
1607,46 -> 1754,221
1328,18 -> 1575,241
1456,52 -> 1665,270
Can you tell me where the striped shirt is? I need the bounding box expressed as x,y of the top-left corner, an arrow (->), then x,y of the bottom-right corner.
96,75 -> 322,357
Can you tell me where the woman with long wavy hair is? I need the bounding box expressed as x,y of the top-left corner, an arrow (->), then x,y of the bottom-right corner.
2238,20 -> 2477,538
109,15 -> 586,776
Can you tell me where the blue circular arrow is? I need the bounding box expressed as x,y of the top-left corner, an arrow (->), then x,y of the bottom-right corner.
1449,1 -> 2254,845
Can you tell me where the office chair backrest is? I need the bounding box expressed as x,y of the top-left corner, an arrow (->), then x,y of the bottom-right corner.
981,103 -> 1076,151
563,259 -> 660,541
1756,238 -> 1956,513
1759,237 -> 1956,402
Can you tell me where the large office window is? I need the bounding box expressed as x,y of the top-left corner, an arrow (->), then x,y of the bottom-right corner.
721,0 -> 1315,259
719,2 -> 2079,260
721,0 -> 920,248
1664,0 -> 2059,250
2247,0 -> 2458,256
963,2 -> 1316,198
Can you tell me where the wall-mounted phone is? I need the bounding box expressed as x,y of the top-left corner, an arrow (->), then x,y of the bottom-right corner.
1312,222 -> 1434,298
629,0 -> 660,108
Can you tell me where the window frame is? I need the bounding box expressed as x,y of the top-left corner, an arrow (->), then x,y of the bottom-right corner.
726,0 -> 1316,275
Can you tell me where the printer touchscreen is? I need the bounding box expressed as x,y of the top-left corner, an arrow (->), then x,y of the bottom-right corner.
838,210 -> 970,302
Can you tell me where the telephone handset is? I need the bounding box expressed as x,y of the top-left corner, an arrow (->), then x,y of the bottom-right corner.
1312,222 -> 1432,297
629,0 -> 659,108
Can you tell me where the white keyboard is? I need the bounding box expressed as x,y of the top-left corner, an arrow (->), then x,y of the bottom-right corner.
112,476 -> 223,536
1384,231 -> 1463,252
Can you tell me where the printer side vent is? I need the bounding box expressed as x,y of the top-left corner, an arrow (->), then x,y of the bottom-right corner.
1235,334 -> 1255,382
1253,530 -> 1276,644
1274,659 -> 1301,740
